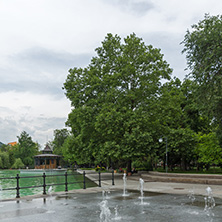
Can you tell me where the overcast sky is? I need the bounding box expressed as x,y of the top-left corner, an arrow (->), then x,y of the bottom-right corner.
0,0 -> 221,147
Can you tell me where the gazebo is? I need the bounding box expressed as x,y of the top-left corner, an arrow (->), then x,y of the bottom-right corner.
34,144 -> 61,169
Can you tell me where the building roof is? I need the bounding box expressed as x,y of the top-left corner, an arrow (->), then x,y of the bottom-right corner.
34,154 -> 61,158
43,144 -> 52,152
8,142 -> 17,146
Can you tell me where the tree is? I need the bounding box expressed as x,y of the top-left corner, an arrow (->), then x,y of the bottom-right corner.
63,33 -> 172,171
15,131 -> 39,167
196,132 -> 222,170
52,129 -> 70,155
0,144 -> 15,167
0,152 -> 10,169
182,14 -> 222,143
157,78 -> 213,170
158,78 -> 196,170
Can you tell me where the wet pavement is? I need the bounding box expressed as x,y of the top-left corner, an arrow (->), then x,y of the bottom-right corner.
0,189 -> 222,221
0,172 -> 222,221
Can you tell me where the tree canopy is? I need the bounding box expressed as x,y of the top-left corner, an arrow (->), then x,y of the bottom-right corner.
182,14 -> 222,143
63,33 -> 172,171
15,131 -> 39,167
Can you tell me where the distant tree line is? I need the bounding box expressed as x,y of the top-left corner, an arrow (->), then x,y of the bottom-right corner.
0,131 -> 39,169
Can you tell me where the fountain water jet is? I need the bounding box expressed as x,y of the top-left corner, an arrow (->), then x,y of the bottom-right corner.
188,189 -> 196,205
139,178 -> 144,205
99,200 -> 111,222
122,173 -> 128,196
113,205 -> 122,221
102,190 -> 110,200
204,186 -> 215,217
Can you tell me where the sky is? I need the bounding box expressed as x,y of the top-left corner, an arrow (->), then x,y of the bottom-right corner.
0,0 -> 221,148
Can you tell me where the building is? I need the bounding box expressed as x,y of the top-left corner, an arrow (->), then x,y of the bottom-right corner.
8,141 -> 17,146
34,144 -> 61,169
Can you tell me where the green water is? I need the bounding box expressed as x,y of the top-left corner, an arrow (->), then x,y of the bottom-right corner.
0,170 -> 96,199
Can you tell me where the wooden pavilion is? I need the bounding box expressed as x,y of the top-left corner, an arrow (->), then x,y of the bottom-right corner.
34,144 -> 61,169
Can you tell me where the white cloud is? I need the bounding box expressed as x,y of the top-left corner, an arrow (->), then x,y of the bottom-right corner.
0,91 -> 70,146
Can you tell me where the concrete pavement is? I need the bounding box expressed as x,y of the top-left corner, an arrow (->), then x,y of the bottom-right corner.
99,173 -> 222,198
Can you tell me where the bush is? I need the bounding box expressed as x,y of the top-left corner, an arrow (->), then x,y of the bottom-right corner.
132,159 -> 153,171
95,166 -> 106,171
11,158 -> 25,169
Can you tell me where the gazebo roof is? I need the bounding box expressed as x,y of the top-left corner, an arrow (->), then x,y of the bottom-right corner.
43,144 -> 52,153
34,154 -> 61,158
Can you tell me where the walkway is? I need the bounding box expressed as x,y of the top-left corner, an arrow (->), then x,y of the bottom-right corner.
83,171 -> 222,198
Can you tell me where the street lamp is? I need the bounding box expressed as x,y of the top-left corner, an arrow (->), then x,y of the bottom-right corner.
159,137 -> 168,173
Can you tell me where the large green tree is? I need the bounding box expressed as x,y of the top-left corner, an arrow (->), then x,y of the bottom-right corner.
182,14 -> 222,143
63,33 -> 172,171
15,131 -> 39,167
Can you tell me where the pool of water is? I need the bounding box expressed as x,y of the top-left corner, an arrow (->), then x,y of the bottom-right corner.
0,170 -> 96,199
0,190 -> 221,222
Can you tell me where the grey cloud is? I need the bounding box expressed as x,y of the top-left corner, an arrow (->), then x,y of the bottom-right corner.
35,116 -> 67,131
142,32 -> 188,79
0,117 -> 20,143
0,115 -> 68,146
11,47 -> 93,71
0,106 -> 14,114
0,47 -> 93,97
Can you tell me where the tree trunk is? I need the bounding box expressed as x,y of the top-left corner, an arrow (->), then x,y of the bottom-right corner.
181,157 -> 187,171
127,160 -> 132,173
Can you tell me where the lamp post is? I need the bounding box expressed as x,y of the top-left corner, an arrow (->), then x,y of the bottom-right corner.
159,137 -> 168,173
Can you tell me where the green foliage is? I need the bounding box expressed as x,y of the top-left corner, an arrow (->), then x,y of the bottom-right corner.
95,166 -> 106,171
132,158 -> 153,171
52,128 -> 70,155
182,14 -> 222,143
63,33 -> 172,170
0,157 -> 3,168
157,78 -> 209,170
11,158 -> 25,169
15,131 -> 39,167
0,152 -> 10,169
196,132 -> 222,167
61,30 -> 222,172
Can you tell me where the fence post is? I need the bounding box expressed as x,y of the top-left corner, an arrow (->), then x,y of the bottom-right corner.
98,171 -> 101,187
65,171 -> 68,192
16,174 -> 20,198
83,171 -> 86,189
43,173 -> 46,195
112,170 -> 115,185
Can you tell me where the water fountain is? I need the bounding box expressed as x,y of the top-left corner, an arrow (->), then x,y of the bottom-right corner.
99,199 -> 111,222
48,186 -> 53,195
204,186 -> 215,218
114,205 -> 122,221
1,177 -> 222,221
102,190 -> 111,200
188,188 -> 196,205
139,178 -> 144,205
122,173 -> 128,197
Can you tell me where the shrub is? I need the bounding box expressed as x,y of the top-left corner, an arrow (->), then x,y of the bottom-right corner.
11,158 -> 25,169
95,166 -> 105,171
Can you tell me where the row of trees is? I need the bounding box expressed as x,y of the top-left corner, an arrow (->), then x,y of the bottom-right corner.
59,14 -> 222,172
0,131 -> 39,169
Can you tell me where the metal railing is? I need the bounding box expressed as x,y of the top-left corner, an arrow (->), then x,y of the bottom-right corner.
0,170 -> 115,199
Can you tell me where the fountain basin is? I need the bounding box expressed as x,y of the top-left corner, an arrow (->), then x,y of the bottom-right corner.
0,190 -> 222,221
